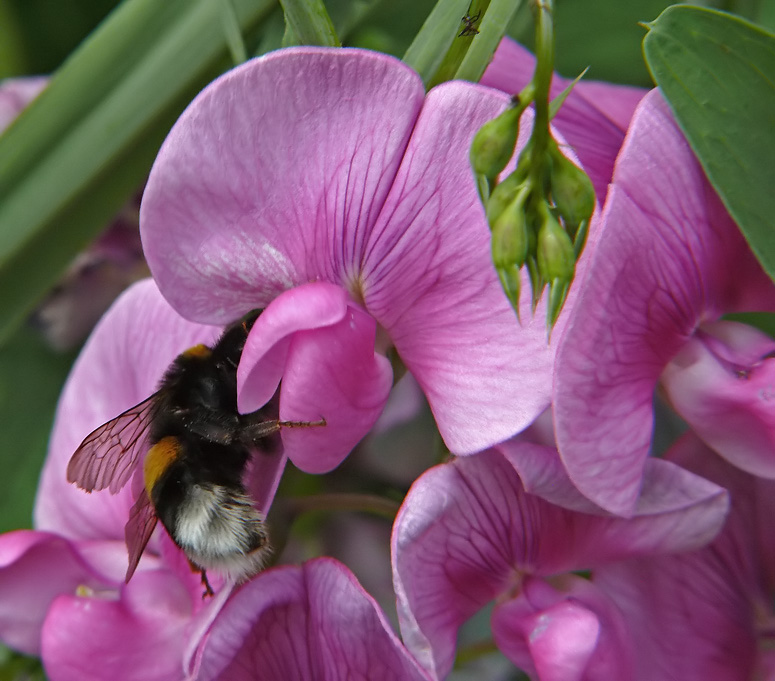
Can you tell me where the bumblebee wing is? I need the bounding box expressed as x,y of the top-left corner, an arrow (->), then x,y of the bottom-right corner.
66,394 -> 156,494
124,489 -> 158,583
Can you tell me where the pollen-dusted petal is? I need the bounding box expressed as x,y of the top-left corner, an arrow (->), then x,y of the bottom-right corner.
0,532 -> 124,656
491,576 -> 633,680
662,323 -> 775,478
481,37 -> 644,200
361,81 -> 555,455
195,558 -> 430,681
553,89 -> 775,515
140,48 -> 425,324
236,282 -> 350,414
391,446 -> 727,678
35,279 -> 219,541
278,303 -> 393,474
41,569 -> 194,681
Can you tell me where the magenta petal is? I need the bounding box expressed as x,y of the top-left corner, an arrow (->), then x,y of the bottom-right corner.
662,322 -> 775,478
481,38 -> 644,200
41,570 -> 193,681
0,532 -> 123,655
237,282 -> 349,414
492,577 -> 632,681
196,558 -> 429,681
362,81 -> 555,454
279,304 -> 393,473
553,89 -> 775,515
35,279 -> 218,541
392,446 -> 726,678
140,48 -> 425,324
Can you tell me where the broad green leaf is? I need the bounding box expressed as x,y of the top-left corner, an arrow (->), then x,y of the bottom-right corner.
644,6 -> 775,282
0,0 -> 274,345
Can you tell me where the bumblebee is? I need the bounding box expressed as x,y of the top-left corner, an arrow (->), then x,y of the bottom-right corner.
67,311 -> 323,590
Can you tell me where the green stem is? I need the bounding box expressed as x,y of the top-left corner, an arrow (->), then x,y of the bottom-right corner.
427,0 -> 491,89
527,0 -> 554,214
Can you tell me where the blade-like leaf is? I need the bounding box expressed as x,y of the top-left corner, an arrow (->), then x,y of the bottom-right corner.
644,6 -> 775,282
0,0 -> 274,345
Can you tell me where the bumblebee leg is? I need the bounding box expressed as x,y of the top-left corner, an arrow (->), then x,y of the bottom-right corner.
240,416 -> 327,446
200,569 -> 215,599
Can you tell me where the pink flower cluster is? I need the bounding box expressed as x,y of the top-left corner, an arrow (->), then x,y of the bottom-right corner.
2,38 -> 774,679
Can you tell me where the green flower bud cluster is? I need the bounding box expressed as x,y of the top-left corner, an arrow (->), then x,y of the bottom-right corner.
470,102 -> 596,331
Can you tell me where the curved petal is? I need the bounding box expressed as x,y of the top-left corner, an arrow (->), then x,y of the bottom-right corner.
392,446 -> 727,678
41,569 -> 194,681
0,532 -> 123,656
278,305 -> 393,474
35,279 -> 218,542
553,89 -> 775,515
492,576 -> 633,681
140,48 -> 425,323
237,282 -> 349,414
662,322 -> 775,478
195,558 -> 430,681
362,81 -> 557,454
480,38 -> 645,200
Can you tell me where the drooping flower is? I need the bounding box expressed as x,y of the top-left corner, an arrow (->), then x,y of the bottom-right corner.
391,438 -> 728,680
480,38 -> 645,203
594,432 -> 775,680
138,46 -> 581,476
553,88 -> 775,515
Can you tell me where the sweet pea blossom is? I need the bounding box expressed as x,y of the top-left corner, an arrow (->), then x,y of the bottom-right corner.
594,433 -> 775,680
481,38 -> 645,203
391,439 -> 729,680
0,280 -> 242,680
554,89 -> 775,515
139,46 -> 575,475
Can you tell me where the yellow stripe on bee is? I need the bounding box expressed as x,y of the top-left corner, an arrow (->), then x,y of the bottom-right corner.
143,436 -> 181,497
181,344 -> 211,360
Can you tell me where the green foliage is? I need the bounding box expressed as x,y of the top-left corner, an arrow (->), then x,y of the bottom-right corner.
644,5 -> 775,282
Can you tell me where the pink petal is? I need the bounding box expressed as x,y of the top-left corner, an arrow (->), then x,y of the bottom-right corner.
392,445 -> 727,678
662,321 -> 775,478
553,89 -> 775,515
195,558 -> 429,681
593,433 -> 771,681
35,279 -> 219,542
362,81 -> 556,454
0,76 -> 48,132
236,282 -> 349,413
41,570 -> 194,681
140,48 -> 425,324
277,304 -> 393,473
492,576 -> 633,681
481,38 -> 645,200
0,532 -> 124,655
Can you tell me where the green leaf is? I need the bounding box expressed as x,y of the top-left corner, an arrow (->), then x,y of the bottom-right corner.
0,0 -> 274,346
643,6 -> 775,282
279,0 -> 341,47
402,0 -> 471,85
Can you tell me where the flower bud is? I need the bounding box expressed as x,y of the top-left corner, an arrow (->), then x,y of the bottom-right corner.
470,104 -> 522,180
549,148 -> 595,234
537,210 -> 575,283
491,189 -> 529,270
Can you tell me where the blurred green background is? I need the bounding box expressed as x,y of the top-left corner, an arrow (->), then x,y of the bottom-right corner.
0,0 -> 772,533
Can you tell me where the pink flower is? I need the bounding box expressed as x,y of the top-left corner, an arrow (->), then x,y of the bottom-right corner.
0,281 -> 238,679
138,46 -> 567,474
595,433 -> 775,680
391,438 -> 728,679
192,558 -> 431,680
481,38 -> 645,203
554,88 -> 775,515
